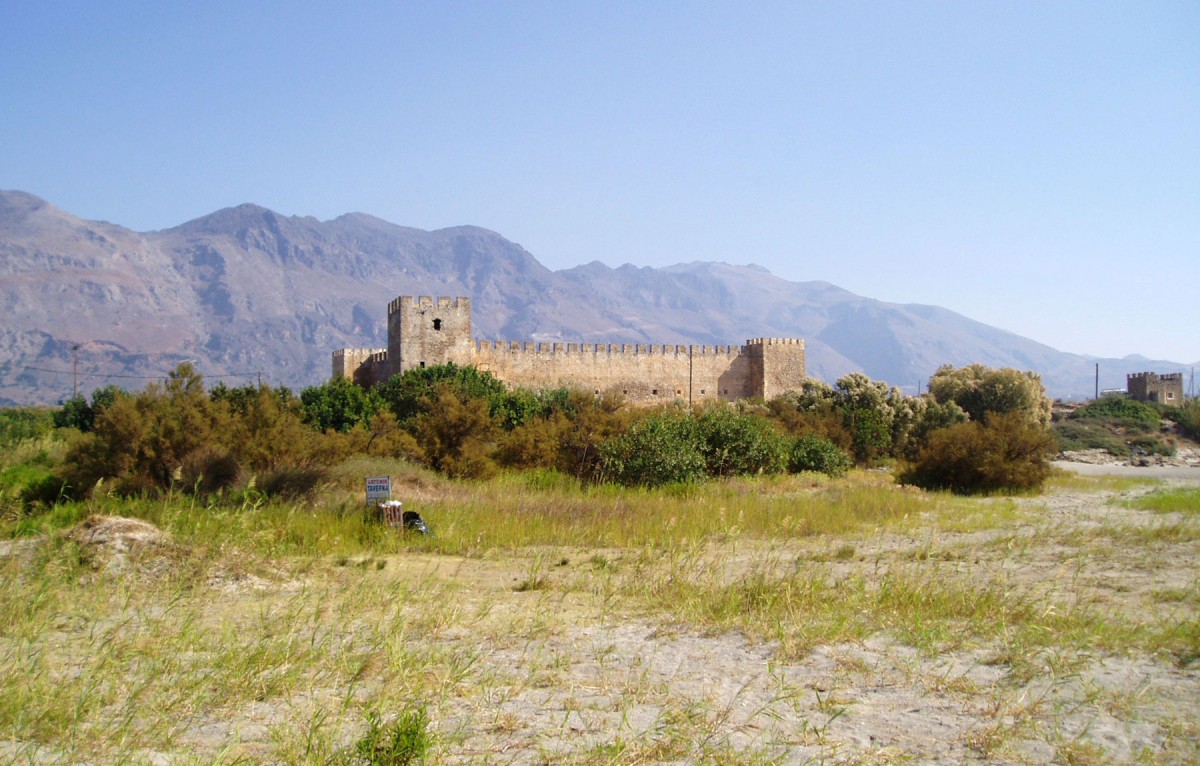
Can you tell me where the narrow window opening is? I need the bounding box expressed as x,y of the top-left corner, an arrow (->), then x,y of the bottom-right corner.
432,318 -> 442,331
420,361 -> 426,368
652,389 -> 658,395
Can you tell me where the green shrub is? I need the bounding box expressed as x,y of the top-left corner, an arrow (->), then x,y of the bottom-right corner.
377,363 -> 507,422
0,407 -> 55,446
20,473 -> 70,508
57,366 -> 331,496
1072,396 -> 1160,426
223,385 -> 317,471
788,434 -> 852,477
898,412 -> 1057,495
0,463 -> 69,510
1170,400 -> 1200,441
495,413 -> 570,470
928,364 -> 1052,427
1052,418 -> 1129,455
51,385 -> 123,432
551,391 -> 633,480
299,376 -> 381,433
52,396 -> 93,431
1130,435 -> 1175,457
695,407 -> 789,477
179,448 -> 242,495
599,412 -> 706,487
255,466 -> 328,499
60,364 -> 230,494
900,397 -> 969,460
768,384 -> 852,448
409,384 -> 499,479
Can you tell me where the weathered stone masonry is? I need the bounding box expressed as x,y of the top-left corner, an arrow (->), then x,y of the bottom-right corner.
333,295 -> 806,403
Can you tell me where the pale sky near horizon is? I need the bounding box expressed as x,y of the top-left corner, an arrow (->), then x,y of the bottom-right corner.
2,2 -> 1197,363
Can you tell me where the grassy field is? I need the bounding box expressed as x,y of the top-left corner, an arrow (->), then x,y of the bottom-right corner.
2,462 -> 1198,764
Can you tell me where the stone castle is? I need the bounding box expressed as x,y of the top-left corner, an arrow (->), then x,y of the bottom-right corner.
332,296 -> 807,404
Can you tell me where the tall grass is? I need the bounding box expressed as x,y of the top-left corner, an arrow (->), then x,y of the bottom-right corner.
408,471 -> 944,553
2,467 -> 946,559
0,533 -> 462,763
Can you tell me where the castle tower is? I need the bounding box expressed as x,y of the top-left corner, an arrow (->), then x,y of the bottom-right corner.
747,338 -> 807,400
1127,371 -> 1184,404
387,296 -> 474,376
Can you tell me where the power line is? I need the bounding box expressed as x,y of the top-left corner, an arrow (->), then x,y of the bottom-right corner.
18,365 -> 261,381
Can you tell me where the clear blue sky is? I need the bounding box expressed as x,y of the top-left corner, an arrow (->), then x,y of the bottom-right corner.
3,2 -> 1197,362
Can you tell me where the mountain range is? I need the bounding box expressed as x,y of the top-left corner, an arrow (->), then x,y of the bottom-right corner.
0,189 -> 1191,406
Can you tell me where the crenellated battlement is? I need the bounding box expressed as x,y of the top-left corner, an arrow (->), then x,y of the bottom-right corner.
388,295 -> 470,315
335,295 -> 807,403
474,340 -> 743,356
1127,370 -> 1184,404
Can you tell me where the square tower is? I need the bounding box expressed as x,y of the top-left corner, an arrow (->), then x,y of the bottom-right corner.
387,296 -> 474,376
746,338 -> 807,400
1127,371 -> 1184,404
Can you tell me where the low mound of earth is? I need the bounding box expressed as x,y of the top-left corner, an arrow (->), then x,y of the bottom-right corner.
0,515 -> 171,574
66,515 -> 166,551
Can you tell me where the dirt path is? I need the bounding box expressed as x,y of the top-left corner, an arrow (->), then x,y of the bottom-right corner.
1053,459 -> 1200,482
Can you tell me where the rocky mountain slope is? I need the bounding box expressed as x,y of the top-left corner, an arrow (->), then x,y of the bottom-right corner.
0,190 -> 1190,405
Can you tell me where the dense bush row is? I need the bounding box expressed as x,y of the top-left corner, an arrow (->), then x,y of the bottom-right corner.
1,360 -> 1069,503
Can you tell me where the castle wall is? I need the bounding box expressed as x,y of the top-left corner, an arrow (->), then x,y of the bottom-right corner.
333,295 -> 807,403
472,340 -> 772,404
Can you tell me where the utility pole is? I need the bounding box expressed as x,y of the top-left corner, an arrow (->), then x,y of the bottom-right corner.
1094,363 -> 1099,401
688,346 -> 693,408
72,344 -> 81,400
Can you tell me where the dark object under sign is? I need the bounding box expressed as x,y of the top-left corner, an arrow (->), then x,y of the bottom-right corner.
377,501 -> 430,534
402,510 -> 429,535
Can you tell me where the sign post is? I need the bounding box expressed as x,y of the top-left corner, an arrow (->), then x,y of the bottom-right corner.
365,476 -> 392,504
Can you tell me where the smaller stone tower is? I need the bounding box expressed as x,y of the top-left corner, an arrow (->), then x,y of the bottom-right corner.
387,296 -> 474,376
1127,372 -> 1184,405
